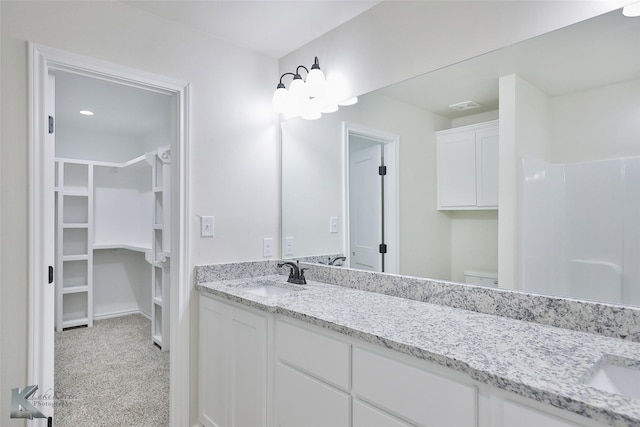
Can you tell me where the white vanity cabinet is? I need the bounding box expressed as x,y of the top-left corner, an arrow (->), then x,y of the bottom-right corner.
274,319 -> 351,427
436,120 -> 499,210
199,296 -> 269,427
198,292 -> 611,427
352,347 -> 477,427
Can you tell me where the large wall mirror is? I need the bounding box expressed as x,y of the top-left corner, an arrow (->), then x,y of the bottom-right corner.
281,8 -> 640,307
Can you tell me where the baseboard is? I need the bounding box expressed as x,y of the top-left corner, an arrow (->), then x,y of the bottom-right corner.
93,309 -> 151,321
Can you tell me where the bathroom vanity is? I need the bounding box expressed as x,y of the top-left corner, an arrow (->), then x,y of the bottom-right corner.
196,261 -> 640,427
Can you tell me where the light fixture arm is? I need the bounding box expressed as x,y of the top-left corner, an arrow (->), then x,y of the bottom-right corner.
277,72 -> 296,89
272,56 -> 355,119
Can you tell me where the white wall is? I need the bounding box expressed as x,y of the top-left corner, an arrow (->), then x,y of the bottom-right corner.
499,75 -> 552,289
0,1 -> 279,425
280,1 -> 631,102
550,78 -> 640,162
282,91 -> 452,279
56,127 -> 149,163
93,250 -> 152,319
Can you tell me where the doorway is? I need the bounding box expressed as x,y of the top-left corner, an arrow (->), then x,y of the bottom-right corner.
29,44 -> 190,426
344,123 -> 399,273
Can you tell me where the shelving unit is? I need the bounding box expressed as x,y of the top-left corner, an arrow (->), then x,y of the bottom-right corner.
55,160 -> 94,331
146,146 -> 171,350
55,149 -> 170,348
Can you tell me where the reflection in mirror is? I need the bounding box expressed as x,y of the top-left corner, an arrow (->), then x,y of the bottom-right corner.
281,8 -> 640,307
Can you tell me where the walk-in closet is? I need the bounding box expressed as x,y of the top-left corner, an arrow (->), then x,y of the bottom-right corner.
53,70 -> 173,426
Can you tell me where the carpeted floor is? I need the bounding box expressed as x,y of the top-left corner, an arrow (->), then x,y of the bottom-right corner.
54,314 -> 170,427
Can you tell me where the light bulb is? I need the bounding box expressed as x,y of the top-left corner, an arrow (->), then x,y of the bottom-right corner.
288,75 -> 308,115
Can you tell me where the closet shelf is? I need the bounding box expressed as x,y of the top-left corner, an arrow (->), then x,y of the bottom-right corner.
93,243 -> 151,253
62,223 -> 89,229
62,318 -> 90,329
62,285 -> 89,294
62,254 -> 89,262
59,189 -> 89,197
152,334 -> 162,346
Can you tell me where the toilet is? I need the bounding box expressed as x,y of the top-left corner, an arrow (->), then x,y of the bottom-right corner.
463,270 -> 498,287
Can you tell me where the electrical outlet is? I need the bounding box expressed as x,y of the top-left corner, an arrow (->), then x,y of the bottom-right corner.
263,238 -> 273,257
201,216 -> 214,237
284,237 -> 294,256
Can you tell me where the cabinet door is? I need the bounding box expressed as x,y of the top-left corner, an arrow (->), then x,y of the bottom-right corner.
199,296 -> 268,427
229,306 -> 268,427
437,132 -> 477,208
476,129 -> 499,207
199,297 -> 229,427
275,362 -> 350,427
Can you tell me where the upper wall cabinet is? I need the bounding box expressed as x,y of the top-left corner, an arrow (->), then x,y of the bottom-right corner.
436,120 -> 499,210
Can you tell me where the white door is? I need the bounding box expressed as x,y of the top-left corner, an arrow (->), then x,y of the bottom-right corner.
349,138 -> 383,271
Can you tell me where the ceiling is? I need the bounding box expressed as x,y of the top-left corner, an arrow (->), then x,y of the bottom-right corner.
55,4 -> 639,137
376,8 -> 640,119
122,0 -> 382,59
55,0 -> 382,138
55,71 -> 173,137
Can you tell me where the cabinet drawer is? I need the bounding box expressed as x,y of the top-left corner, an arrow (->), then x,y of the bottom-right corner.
503,400 -> 583,427
275,363 -> 350,427
353,347 -> 477,427
276,319 -> 351,390
353,399 -> 413,427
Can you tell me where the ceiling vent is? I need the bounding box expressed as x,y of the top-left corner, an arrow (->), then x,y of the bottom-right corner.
448,100 -> 482,112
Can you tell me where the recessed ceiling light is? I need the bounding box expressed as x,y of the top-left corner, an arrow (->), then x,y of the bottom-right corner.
79,110 -> 94,116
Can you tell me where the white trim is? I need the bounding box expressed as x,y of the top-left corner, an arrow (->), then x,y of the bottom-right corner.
93,309 -> 151,321
28,43 -> 191,427
343,122 -> 400,274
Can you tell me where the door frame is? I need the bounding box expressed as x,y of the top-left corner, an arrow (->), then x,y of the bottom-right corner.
343,122 -> 399,273
28,43 -> 191,426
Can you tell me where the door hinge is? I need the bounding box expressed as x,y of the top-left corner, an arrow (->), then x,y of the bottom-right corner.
48,116 -> 54,134
378,165 -> 387,176
379,243 -> 387,254
48,266 -> 54,284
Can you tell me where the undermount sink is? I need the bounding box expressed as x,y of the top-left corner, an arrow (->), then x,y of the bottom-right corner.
585,357 -> 640,399
243,281 -> 300,297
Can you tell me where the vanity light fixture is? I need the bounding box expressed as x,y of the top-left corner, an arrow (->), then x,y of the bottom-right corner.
272,56 -> 357,120
623,1 -> 640,17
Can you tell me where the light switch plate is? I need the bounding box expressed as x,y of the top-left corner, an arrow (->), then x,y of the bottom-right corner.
263,238 -> 273,257
284,237 -> 294,256
201,216 -> 214,237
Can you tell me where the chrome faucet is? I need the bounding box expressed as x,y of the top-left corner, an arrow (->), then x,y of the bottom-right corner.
329,256 -> 346,266
277,261 -> 307,284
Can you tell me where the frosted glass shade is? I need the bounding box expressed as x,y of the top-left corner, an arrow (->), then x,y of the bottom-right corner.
623,2 -> 640,17
305,68 -> 327,98
272,87 -> 289,113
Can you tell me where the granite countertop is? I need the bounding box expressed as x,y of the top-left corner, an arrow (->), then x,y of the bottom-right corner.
197,275 -> 640,427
